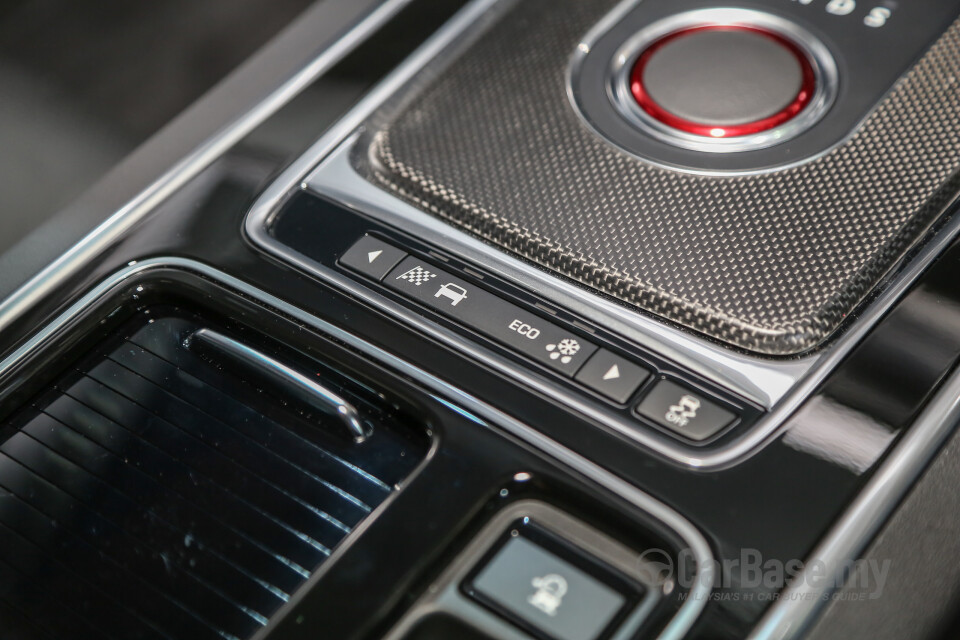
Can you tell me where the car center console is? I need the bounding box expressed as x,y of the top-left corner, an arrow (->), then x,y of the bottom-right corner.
3,0 -> 960,639
250,0 -> 960,468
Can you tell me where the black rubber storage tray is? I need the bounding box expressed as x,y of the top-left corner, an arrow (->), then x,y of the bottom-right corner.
0,292 -> 428,639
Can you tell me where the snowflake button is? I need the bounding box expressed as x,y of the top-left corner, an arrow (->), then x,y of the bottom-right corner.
545,338 -> 581,364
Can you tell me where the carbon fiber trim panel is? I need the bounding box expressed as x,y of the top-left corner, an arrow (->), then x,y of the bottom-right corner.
353,0 -> 960,355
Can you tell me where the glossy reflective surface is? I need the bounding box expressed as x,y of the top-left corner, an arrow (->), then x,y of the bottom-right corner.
0,2 -> 959,639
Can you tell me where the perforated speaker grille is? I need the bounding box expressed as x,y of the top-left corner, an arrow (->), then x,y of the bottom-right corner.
354,0 -> 960,355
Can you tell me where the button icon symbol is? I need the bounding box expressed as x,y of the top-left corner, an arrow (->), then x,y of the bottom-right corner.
527,573 -> 568,617
396,265 -> 437,286
665,394 -> 701,428
434,283 -> 468,306
602,364 -> 620,381
545,338 -> 580,364
367,250 -> 383,263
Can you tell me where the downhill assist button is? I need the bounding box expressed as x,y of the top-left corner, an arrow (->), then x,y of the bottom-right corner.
384,256 -> 597,376
635,380 -> 735,441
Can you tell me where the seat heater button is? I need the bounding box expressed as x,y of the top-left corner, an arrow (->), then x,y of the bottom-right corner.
384,256 -> 597,376
471,535 -> 626,640
575,350 -> 650,404
339,235 -> 407,281
636,380 -> 735,441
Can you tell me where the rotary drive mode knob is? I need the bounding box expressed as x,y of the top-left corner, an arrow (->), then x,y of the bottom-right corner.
611,11 -> 836,153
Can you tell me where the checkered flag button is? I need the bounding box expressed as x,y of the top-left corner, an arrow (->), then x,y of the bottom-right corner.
396,265 -> 438,286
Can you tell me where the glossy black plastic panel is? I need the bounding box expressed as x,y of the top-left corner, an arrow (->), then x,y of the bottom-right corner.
0,270 -> 699,639
401,614 -> 496,640
0,308 -> 427,640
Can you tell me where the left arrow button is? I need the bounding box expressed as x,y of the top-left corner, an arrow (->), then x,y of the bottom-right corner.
339,235 -> 407,281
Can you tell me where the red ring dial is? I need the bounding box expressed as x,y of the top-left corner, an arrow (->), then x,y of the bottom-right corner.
629,25 -> 817,139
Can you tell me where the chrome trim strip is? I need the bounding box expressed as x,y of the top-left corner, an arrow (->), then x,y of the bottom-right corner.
301,142 -> 807,408
187,328 -> 371,442
0,0 -> 415,337
0,257 -> 716,640
259,147 -> 779,467
252,133 -> 960,468
749,366 -> 960,639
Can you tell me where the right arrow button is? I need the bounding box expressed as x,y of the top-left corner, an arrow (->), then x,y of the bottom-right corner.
575,350 -> 651,404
